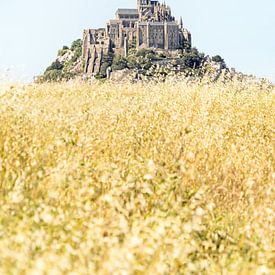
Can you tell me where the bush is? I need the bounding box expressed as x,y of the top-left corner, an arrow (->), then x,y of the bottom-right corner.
46,60 -> 64,72
70,39 -> 83,62
112,55 -> 128,71
212,55 -> 224,63
212,55 -> 227,69
58,46 -> 69,57
126,55 -> 139,70
183,41 -> 191,51
42,69 -> 63,82
136,49 -> 156,58
71,39 -> 82,51
180,48 -> 205,69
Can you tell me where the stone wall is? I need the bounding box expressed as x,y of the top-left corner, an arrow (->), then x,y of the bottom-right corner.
148,23 -> 165,49
167,24 -> 179,50
137,23 -> 148,47
83,29 -> 111,75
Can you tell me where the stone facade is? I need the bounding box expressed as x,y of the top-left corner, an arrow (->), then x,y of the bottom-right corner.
83,0 -> 192,75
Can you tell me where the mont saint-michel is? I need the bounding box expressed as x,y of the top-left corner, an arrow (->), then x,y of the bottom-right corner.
1,0 -> 274,274
83,0 -> 192,75
40,0 -> 237,83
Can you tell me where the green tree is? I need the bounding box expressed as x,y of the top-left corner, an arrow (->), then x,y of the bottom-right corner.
112,55 -> 128,71
136,49 -> 155,58
45,60 -> 64,72
71,39 -> 82,51
42,69 -> 63,82
71,39 -> 83,62
212,55 -> 227,69
212,55 -> 224,63
180,48 -> 205,69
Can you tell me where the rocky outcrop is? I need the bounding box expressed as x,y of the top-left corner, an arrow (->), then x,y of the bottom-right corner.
38,40 -> 83,82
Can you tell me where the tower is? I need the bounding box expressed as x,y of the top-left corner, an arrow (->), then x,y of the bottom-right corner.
180,16 -> 183,29
137,0 -> 152,21
137,0 -> 150,10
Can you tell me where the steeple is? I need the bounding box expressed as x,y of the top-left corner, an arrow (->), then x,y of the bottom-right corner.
137,0 -> 149,8
180,16 -> 183,28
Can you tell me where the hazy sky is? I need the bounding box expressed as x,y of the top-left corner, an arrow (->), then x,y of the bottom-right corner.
0,0 -> 275,82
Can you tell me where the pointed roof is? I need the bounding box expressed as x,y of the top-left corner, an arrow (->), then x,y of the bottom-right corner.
180,16 -> 183,28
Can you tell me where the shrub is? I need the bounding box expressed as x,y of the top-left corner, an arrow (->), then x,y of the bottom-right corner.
71,39 -> 82,51
58,46 -> 69,57
136,49 -> 156,58
112,55 -> 128,71
212,55 -> 227,69
42,69 -> 63,82
180,48 -> 205,69
212,55 -> 225,63
71,39 -> 83,62
45,60 -> 64,72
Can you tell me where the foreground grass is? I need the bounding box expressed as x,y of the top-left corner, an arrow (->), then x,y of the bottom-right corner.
0,81 -> 274,274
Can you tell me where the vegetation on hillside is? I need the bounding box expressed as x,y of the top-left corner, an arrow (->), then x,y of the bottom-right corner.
94,47 -> 228,81
0,80 -> 274,274
38,37 -> 228,82
38,39 -> 83,82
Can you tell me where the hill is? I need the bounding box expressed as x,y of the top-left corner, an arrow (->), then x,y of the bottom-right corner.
38,38 -> 238,83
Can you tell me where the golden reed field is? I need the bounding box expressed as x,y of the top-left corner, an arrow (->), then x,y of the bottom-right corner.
0,80 -> 274,274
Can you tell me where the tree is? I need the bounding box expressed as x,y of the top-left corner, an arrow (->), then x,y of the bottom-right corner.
212,55 -> 227,69
71,39 -> 82,51
45,60 -> 64,72
42,69 -> 63,82
71,39 -> 83,62
212,55 -> 224,63
136,49 -> 155,58
180,48 -> 205,69
112,55 -> 128,71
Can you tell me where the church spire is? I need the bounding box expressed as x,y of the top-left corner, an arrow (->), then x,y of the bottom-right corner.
180,16 -> 183,28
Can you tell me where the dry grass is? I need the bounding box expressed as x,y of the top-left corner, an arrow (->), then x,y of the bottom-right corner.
0,81 -> 274,274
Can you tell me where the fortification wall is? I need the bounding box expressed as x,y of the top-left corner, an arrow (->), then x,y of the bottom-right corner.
148,23 -> 165,49
167,24 -> 179,50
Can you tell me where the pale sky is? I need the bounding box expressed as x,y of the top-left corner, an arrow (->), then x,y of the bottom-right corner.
0,0 -> 274,82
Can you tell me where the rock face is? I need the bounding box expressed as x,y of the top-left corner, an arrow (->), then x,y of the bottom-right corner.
57,50 -> 74,64
38,40 -> 83,82
110,69 -> 133,82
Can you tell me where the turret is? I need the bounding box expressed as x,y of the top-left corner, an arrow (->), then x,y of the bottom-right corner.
180,16 -> 183,29
137,0 -> 150,10
137,0 -> 153,21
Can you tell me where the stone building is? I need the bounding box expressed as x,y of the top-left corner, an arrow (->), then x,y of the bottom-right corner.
83,0 -> 192,75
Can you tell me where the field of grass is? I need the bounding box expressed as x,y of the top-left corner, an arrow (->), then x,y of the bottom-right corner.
0,81 -> 274,274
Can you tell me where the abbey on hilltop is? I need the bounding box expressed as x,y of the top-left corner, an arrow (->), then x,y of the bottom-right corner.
83,0 -> 192,75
